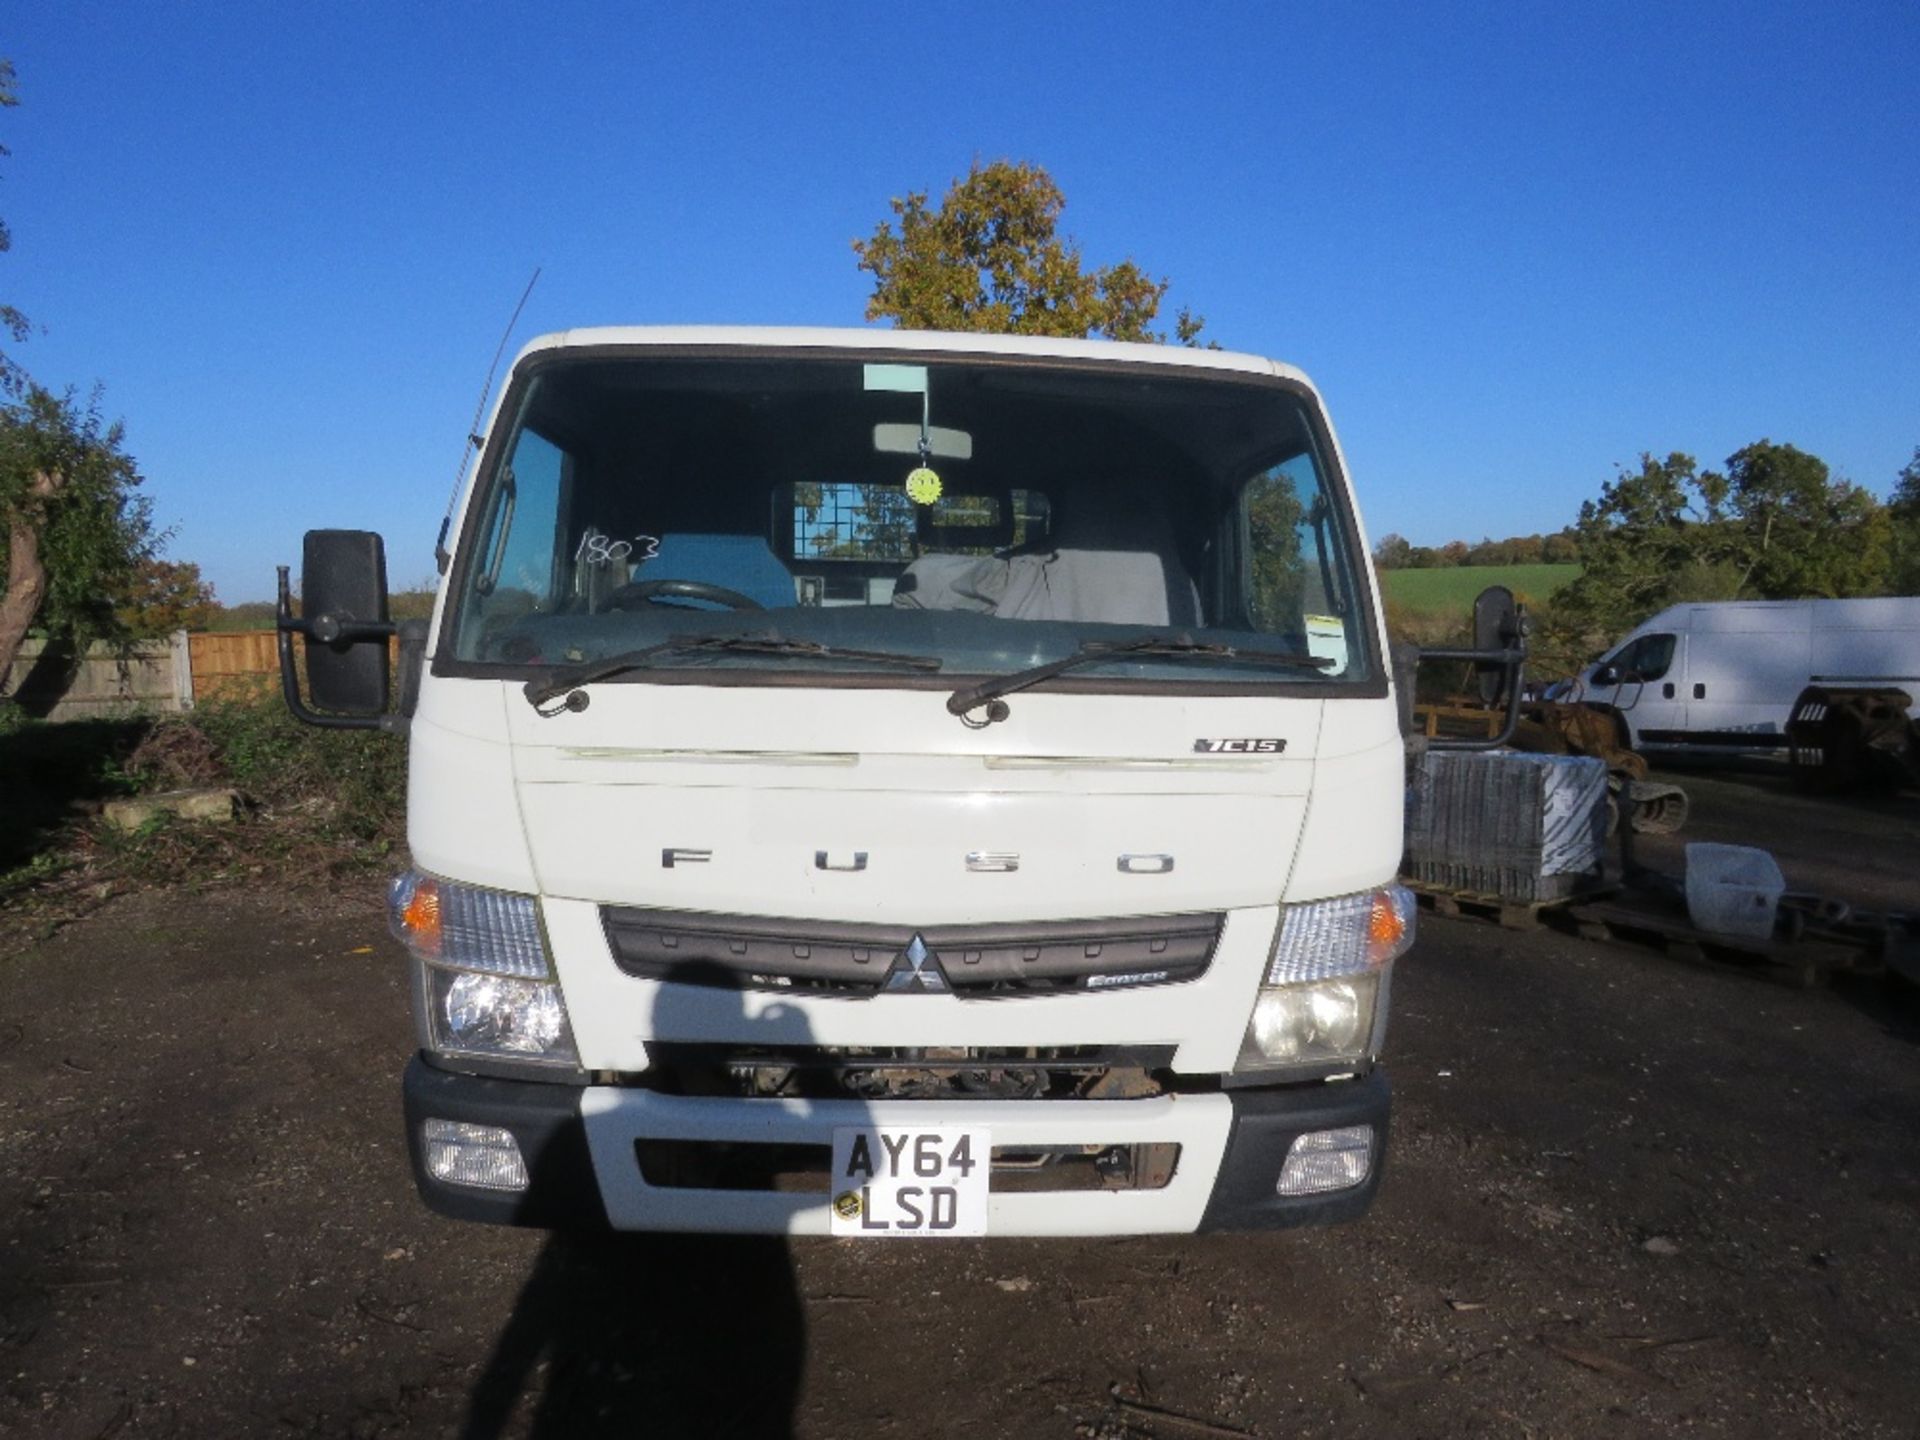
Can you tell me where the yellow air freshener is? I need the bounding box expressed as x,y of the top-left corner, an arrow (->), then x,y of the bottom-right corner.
906,467 -> 943,505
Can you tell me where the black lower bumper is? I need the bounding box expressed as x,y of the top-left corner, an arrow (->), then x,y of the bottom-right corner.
403,1055 -> 1390,1233
403,1056 -> 610,1229
1196,1069 -> 1391,1231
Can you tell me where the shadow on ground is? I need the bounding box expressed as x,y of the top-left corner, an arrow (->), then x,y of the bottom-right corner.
0,714 -> 145,871
459,957 -> 833,1439
461,1231 -> 805,1440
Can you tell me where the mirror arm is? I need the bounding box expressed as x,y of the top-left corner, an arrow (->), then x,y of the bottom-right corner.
1408,644 -> 1529,752
395,619 -> 429,719
275,565 -> 408,734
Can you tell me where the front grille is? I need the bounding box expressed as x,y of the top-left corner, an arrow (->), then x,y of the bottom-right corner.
602,909 -> 1222,998
634,1139 -> 1181,1193
646,1044 -> 1175,1102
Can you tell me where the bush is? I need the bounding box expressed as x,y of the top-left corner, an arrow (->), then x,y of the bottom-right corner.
0,692 -> 406,910
162,695 -> 405,842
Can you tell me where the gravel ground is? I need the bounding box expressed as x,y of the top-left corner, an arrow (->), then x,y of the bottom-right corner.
1,766 -> 1915,1439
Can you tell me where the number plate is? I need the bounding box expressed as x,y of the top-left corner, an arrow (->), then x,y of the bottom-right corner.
828,1126 -> 989,1237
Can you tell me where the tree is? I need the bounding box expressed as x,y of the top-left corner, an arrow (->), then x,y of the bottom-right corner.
854,160 -> 1206,344
1,386 -> 153,690
1372,533 -> 1414,569
1549,452 -> 1727,650
1,57 -> 31,395
1541,528 -> 1581,564
1544,441 -> 1894,673
1721,440 -> 1888,599
1890,448 -> 1920,594
117,557 -> 218,636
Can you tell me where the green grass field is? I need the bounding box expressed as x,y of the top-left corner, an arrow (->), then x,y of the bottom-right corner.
1379,563 -> 1580,615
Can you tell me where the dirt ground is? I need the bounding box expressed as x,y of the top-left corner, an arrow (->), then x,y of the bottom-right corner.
2,764 -> 1916,1439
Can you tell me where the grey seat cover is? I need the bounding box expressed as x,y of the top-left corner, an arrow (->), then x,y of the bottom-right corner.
892,550 -> 1194,625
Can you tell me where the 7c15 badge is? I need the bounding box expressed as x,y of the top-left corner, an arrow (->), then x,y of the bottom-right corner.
1192,738 -> 1287,754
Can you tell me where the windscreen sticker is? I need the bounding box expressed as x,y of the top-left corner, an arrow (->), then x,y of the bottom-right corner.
574,529 -> 660,566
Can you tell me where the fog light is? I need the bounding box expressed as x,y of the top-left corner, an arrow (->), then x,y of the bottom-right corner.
1277,1124 -> 1373,1197
422,1118 -> 529,1191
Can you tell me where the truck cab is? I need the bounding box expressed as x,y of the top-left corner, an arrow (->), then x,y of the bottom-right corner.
284,327 -> 1416,1236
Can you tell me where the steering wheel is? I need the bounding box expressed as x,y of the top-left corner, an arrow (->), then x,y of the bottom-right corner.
605,578 -> 765,611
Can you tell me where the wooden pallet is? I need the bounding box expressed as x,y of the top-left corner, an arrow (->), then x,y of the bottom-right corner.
1563,895 -> 1877,988
1408,881 -> 1604,932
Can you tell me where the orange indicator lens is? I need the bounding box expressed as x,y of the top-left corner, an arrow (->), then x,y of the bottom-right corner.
1367,891 -> 1405,949
402,877 -> 443,956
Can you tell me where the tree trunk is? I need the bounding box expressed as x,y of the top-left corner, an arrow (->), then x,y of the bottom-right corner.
0,470 -> 61,697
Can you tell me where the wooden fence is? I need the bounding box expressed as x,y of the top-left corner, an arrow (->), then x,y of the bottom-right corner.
4,629 -> 399,719
187,630 -> 283,701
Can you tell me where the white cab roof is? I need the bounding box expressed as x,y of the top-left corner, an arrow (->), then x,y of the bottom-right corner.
511,325 -> 1316,392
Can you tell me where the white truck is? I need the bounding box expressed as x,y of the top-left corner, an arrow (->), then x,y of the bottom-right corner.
1566,598 -> 1920,756
277,326 -> 1434,1237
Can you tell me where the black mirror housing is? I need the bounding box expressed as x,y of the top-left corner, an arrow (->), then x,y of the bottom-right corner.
302,530 -> 392,716
1471,585 -> 1519,705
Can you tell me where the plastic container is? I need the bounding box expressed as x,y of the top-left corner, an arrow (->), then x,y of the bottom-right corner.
1684,843 -> 1785,940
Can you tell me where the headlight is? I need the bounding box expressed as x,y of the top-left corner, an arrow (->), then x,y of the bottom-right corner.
1245,972 -> 1380,1066
1237,887 -> 1414,1074
429,968 -> 576,1062
390,869 -> 578,1068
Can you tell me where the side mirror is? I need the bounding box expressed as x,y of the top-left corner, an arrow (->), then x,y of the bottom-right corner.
1405,585 -> 1530,752
1471,585 -> 1521,705
276,530 -> 402,731
1594,664 -> 1621,687
304,530 -> 391,714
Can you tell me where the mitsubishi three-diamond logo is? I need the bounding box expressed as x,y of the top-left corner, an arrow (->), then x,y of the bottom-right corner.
883,933 -> 949,993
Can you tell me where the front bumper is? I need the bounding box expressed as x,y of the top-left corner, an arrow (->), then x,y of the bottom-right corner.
402,1056 -> 1389,1235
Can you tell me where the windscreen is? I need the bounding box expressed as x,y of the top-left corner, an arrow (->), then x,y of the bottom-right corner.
448,352 -> 1375,687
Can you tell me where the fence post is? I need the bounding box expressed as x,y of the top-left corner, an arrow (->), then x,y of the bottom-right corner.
171,630 -> 195,711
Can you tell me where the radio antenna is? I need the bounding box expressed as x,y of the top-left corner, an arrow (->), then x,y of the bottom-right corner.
434,266 -> 541,571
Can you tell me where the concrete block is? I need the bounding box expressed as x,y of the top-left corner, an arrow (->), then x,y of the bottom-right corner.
103,788 -> 239,832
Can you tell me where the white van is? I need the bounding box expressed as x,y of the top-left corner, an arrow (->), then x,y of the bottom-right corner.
1569,598 -> 1920,752
279,326 -> 1423,1237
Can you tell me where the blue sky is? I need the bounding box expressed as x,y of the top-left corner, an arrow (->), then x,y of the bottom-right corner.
6,1 -> 1917,601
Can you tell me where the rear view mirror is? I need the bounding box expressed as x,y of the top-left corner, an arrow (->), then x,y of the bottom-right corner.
874,423 -> 973,460
303,530 -> 391,715
275,530 -> 402,731
1594,664 -> 1622,687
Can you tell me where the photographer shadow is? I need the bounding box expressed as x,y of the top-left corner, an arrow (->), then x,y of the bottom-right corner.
462,960 -> 853,1440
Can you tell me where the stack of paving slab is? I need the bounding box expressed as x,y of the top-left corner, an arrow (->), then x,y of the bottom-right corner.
1404,751 -> 1608,904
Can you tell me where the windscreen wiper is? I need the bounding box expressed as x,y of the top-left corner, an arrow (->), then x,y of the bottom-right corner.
946,633 -> 1335,726
524,633 -> 943,713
